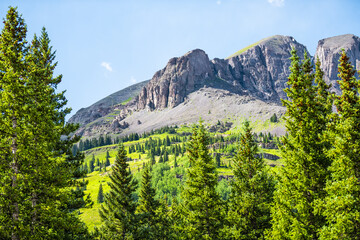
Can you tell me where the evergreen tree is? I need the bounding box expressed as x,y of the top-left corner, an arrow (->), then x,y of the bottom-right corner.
99,144 -> 137,239
0,7 -> 90,239
164,151 -> 169,162
89,157 -> 95,173
226,120 -> 274,239
270,113 -> 278,123
216,153 -> 221,167
174,155 -> 178,168
97,183 -> 104,204
136,164 -> 169,239
180,120 -> 223,239
320,50 -> 360,239
159,154 -> 164,163
105,150 -> 111,166
269,50 -> 332,239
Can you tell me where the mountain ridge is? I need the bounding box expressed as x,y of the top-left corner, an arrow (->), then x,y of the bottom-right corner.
69,34 -> 360,138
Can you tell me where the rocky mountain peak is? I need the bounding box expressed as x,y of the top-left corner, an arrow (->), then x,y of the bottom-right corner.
136,35 -> 309,111
315,34 -> 360,93
137,49 -> 214,110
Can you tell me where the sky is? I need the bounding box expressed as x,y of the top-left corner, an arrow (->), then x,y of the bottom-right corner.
0,0 -> 359,119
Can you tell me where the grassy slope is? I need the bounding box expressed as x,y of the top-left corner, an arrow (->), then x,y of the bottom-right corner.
78,120 -> 283,232
226,36 -> 274,59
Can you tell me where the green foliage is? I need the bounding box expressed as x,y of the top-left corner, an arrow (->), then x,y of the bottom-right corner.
226,120 -> 274,239
269,50 -> 332,239
97,183 -> 104,204
320,51 -> 360,239
180,120 -> 224,239
0,7 -> 89,239
270,113 -> 278,123
98,144 -> 137,239
136,164 -> 170,239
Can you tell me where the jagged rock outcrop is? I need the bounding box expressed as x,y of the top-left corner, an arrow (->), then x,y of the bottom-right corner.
214,35 -> 308,101
137,49 -> 215,110
137,35 -> 309,111
314,34 -> 360,93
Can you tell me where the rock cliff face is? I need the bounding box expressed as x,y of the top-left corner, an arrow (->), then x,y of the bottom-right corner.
314,34 -> 360,93
137,49 -> 214,110
137,35 -> 308,110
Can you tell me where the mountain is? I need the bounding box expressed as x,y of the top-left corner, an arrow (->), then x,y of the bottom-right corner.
70,34 -> 360,138
68,80 -> 149,125
137,35 -> 308,111
314,34 -> 360,94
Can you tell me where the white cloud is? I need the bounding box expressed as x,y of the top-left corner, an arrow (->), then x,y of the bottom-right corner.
101,62 -> 113,72
267,0 -> 284,7
216,0 -> 221,5
130,76 -> 137,84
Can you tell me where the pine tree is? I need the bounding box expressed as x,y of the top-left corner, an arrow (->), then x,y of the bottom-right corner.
105,150 -> 111,167
269,50 -> 332,239
226,120 -> 274,239
180,120 -> 223,239
136,164 -> 169,238
97,183 -> 104,203
174,155 -> 178,168
270,113 -> 278,123
216,153 -> 221,167
0,7 -> 90,239
99,144 -> 137,239
320,50 -> 360,239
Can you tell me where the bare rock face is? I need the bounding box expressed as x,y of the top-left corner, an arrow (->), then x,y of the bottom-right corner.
314,34 -> 360,93
137,49 -> 214,110
137,35 -> 309,111
214,35 -> 308,102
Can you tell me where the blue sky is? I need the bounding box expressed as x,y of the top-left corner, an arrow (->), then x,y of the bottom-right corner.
1,0 -> 359,118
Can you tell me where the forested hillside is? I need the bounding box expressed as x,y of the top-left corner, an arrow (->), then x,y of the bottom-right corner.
2,6 -> 360,240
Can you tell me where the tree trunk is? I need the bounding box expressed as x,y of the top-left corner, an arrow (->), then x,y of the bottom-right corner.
11,116 -> 19,240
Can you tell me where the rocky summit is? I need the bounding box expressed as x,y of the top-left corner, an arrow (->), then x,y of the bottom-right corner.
314,34 -> 360,94
69,34 -> 360,138
136,35 -> 308,111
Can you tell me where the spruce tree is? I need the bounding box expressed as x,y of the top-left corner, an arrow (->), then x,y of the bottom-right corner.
136,164 -> 169,239
97,183 -> 104,204
226,120 -> 274,239
105,150 -> 111,166
99,144 -> 137,239
320,50 -> 360,239
181,120 -> 223,239
269,50 -> 332,239
0,7 -> 89,239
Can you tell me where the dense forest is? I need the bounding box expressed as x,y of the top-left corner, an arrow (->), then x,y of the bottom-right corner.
1,7 -> 360,240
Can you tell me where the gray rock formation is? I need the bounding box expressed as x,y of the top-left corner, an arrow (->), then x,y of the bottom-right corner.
215,35 -> 308,101
137,35 -> 309,111
137,49 -> 215,110
314,34 -> 360,94
69,34 -> 360,138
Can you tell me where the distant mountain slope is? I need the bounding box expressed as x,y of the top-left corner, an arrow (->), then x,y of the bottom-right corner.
314,34 -> 360,94
68,80 -> 149,125
70,34 -> 360,138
